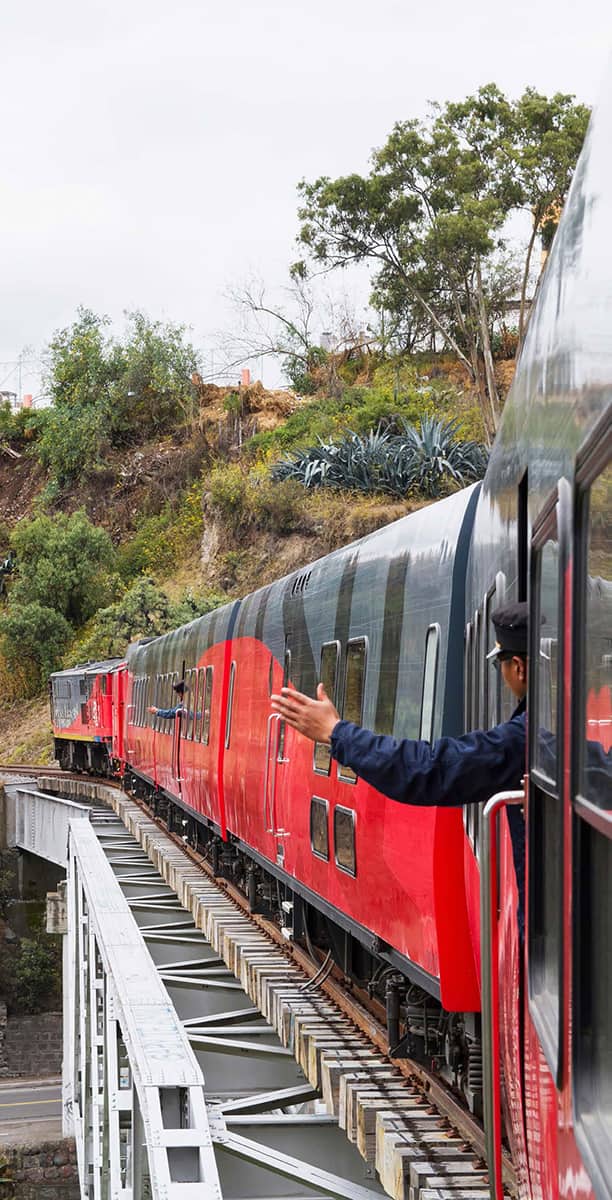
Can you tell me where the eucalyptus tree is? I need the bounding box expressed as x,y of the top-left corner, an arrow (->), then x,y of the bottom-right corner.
295,85 -> 589,439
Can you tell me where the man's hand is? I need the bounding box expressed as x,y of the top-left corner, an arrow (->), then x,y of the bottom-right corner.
147,705 -> 158,715
270,683 -> 340,745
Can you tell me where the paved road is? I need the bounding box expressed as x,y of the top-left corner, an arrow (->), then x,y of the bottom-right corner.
0,1077 -> 62,1142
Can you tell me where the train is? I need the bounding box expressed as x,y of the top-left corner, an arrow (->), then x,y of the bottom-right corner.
50,75 -> 612,1200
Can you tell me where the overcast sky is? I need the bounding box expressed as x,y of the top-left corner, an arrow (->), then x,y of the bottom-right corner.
2,0 -> 611,399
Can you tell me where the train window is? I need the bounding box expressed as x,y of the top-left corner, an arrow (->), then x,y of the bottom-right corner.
419,624 -> 440,742
268,655 -> 274,698
579,460 -> 612,812
471,608 -> 481,730
224,662 -> 236,748
186,669 -> 197,741
313,641 -> 340,776
334,805 -> 356,876
572,422 -> 612,1195
528,484 -> 569,1085
201,667 -> 213,745
464,622 -> 473,732
338,638 -> 367,784
193,668 -> 205,742
310,797 -> 329,860
484,573 -> 506,728
533,530 -> 560,785
278,645 -> 291,761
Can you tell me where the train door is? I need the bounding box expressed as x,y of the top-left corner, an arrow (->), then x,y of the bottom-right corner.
262,641 -> 291,864
570,414 -> 612,1200
523,480 -> 571,1200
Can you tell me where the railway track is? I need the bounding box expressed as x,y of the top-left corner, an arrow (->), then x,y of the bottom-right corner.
30,770 -> 515,1199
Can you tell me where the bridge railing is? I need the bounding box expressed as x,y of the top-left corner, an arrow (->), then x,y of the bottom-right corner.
66,817 -> 222,1200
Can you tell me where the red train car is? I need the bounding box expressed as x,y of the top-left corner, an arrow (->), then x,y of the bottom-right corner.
50,70 -> 612,1200
51,659 -> 123,774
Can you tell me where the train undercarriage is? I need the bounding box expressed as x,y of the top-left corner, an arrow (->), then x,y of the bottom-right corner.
125,766 -> 483,1117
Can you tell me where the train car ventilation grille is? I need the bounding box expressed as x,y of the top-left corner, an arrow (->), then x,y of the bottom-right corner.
291,570 -> 312,597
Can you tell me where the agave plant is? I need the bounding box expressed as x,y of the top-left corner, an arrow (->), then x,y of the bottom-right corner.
271,418 -> 488,499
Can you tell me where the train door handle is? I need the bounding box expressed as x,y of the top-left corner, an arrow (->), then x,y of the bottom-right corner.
263,714 -> 280,832
480,788 -> 525,1200
264,710 -> 290,835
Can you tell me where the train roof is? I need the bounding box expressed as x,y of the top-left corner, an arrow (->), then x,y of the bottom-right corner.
51,658 -> 124,680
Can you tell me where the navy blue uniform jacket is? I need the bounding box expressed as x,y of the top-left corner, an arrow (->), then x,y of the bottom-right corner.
331,699 -> 527,930
330,703 -> 526,808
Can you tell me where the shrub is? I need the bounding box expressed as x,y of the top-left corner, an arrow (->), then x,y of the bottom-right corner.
12,932 -> 61,1014
206,464 -> 304,536
9,510 -> 116,624
0,602 -> 73,693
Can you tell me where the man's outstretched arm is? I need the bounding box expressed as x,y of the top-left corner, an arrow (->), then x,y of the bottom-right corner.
271,684 -> 527,808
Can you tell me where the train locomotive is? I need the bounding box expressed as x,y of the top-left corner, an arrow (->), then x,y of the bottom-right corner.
51,72 -> 612,1200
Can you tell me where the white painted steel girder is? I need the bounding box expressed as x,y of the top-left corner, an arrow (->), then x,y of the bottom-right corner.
12,786 -> 91,865
66,816 -> 222,1200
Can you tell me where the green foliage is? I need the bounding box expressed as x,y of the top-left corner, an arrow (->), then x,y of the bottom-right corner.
12,931 -> 61,1014
39,306 -> 201,485
295,85 -> 589,434
109,310 -> 200,443
206,464 -> 304,536
0,400 -> 49,451
9,510 -> 116,624
73,578 -> 226,661
38,402 -> 110,487
271,417 -> 487,499
117,483 -> 204,584
244,373 -> 455,463
0,602 -> 73,690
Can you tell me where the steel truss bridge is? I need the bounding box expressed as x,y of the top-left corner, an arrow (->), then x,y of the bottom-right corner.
7,781 -> 389,1200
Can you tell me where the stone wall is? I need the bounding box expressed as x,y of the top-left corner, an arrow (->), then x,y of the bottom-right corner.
0,1140 -> 79,1199
0,1003 -> 7,1077
4,1014 -> 62,1078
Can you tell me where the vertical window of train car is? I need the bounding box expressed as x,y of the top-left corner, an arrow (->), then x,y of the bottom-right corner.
194,668 -> 205,742
572,416 -> 612,1194
338,638 -> 368,783
268,655 -> 274,698
528,482 -> 569,1084
201,667 -> 214,745
224,662 -> 236,748
310,796 -> 329,860
465,610 -> 482,853
464,622 -> 473,733
334,805 -> 357,875
187,669 -> 197,740
314,641 -> 340,775
278,645 -> 291,761
486,573 -> 507,727
419,624 -> 440,742
471,608 -> 481,730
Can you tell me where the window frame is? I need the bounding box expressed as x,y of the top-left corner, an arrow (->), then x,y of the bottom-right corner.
419,623 -> 440,742
313,640 -> 341,777
224,661 -> 236,749
201,666 -> 214,745
571,408 -> 612,1195
310,796 -> 330,861
334,804 -> 357,876
337,636 -> 368,785
527,480 -> 570,1087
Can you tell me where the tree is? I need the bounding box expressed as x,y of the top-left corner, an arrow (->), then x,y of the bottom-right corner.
295,85 -> 588,439
0,602 -> 72,690
39,308 -> 202,484
75,578 -> 225,662
9,511 -> 116,625
444,85 -> 590,349
110,311 -> 201,441
224,276 -> 328,394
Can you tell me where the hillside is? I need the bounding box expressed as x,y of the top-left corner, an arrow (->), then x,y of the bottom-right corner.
0,352 -> 515,765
